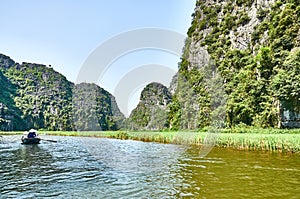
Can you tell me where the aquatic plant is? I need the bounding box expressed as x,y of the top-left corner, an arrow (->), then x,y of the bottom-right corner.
32,130 -> 300,153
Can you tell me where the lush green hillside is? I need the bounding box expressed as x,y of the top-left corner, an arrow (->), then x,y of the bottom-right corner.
1,0 -> 299,131
167,0 -> 300,130
128,82 -> 172,130
0,70 -> 25,130
0,54 -> 124,131
73,83 -> 124,131
0,59 -> 75,130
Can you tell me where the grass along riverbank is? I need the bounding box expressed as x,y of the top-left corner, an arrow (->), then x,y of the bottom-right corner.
1,129 -> 300,153
37,130 -> 300,153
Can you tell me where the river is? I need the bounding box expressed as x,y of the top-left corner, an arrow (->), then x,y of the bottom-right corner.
0,135 -> 299,198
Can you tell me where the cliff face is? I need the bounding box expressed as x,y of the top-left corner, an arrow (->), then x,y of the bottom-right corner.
0,54 -> 125,131
128,82 -> 172,130
0,54 -> 15,69
169,0 -> 300,129
73,83 -> 124,131
0,60 -> 74,130
1,0 -> 299,131
0,70 -> 25,130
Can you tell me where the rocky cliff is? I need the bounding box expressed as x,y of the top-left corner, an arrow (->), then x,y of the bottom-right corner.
168,0 -> 300,129
0,54 -> 125,131
131,0 -> 299,130
0,59 -> 75,130
128,82 -> 172,130
73,83 -> 124,131
0,70 -> 25,130
1,0 -> 299,131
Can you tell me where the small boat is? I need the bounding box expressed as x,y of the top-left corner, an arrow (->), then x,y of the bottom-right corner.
21,137 -> 41,144
21,129 -> 41,144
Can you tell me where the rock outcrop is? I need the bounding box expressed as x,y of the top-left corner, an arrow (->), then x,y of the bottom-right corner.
169,0 -> 300,129
128,82 -> 172,130
0,53 -> 125,131
73,83 -> 124,131
108,0 -> 300,130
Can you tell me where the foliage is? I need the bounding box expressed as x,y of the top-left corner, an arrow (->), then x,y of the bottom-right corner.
0,70 -> 25,130
169,0 -> 300,129
271,48 -> 300,111
167,94 -> 181,130
0,55 -> 124,131
72,83 -> 120,131
2,0 -> 300,132
129,83 -> 171,130
1,62 -> 74,131
40,130 -> 300,153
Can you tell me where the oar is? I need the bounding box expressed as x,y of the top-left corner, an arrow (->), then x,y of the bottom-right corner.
41,138 -> 57,143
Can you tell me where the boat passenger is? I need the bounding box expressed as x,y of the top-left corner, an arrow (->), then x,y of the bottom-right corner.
28,131 -> 37,138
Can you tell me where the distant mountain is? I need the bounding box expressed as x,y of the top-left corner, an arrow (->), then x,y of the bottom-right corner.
73,83 -> 124,131
0,53 -> 125,131
128,82 -> 172,130
2,0 -> 299,131
129,0 -> 300,130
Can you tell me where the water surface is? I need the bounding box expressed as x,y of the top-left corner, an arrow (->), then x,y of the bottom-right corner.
0,135 -> 299,198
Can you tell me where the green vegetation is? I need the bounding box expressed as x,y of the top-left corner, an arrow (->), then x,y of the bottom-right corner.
72,83 -> 123,131
2,129 -> 297,153
60,129 -> 300,153
0,56 -> 125,131
214,133 -> 300,153
1,61 -> 74,130
128,83 -> 171,130
0,71 -> 25,130
168,0 -> 300,130
1,0 -> 300,134
0,131 -> 23,135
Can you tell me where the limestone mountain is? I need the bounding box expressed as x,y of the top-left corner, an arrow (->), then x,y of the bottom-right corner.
128,82 -> 172,130
0,53 -> 125,131
0,59 -> 74,130
0,70 -> 25,130
168,0 -> 300,129
72,83 -> 125,131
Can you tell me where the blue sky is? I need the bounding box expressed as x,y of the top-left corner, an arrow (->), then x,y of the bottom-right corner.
0,0 -> 196,115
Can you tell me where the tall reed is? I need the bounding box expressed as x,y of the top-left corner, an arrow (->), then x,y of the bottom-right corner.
2,130 -> 299,153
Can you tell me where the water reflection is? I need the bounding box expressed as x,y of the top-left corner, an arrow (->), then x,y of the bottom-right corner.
1,139 -> 59,197
13,144 -> 54,169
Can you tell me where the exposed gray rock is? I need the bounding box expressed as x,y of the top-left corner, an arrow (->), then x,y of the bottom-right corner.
129,82 -> 172,130
169,73 -> 178,95
0,54 -> 15,69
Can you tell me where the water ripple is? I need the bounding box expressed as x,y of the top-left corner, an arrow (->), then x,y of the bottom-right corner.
1,136 -> 300,198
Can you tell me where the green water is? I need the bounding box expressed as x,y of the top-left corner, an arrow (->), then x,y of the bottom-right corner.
0,136 -> 299,198
179,147 -> 300,198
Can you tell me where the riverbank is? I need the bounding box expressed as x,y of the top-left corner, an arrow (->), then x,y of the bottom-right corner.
1,129 -> 300,153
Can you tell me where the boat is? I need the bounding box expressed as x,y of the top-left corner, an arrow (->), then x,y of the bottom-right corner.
21,137 -> 41,144
21,129 -> 41,144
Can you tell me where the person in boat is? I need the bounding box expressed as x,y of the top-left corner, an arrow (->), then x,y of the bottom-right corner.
27,129 -> 37,138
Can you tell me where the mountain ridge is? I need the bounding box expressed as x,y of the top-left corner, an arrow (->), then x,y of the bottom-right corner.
166,0 -> 300,129
0,53 -> 125,131
129,0 -> 300,130
1,0 -> 300,131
